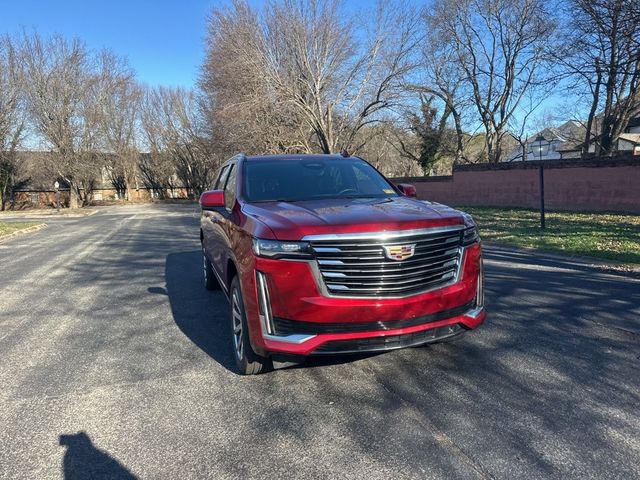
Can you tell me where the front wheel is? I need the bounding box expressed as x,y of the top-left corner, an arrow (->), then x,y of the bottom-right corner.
229,276 -> 271,375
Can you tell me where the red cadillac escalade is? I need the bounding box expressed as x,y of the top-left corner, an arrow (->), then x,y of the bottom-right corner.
200,153 -> 485,374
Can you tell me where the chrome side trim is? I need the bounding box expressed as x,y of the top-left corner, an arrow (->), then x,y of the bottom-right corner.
476,257 -> 484,307
210,258 -> 229,296
256,270 -> 317,344
454,247 -> 465,284
302,225 -> 464,242
465,307 -> 484,319
263,333 -> 317,344
256,271 -> 275,335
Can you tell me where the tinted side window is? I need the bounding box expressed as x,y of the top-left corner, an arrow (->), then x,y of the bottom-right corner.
224,163 -> 237,210
215,165 -> 229,190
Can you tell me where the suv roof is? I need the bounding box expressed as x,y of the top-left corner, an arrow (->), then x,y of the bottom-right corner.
244,153 -> 350,162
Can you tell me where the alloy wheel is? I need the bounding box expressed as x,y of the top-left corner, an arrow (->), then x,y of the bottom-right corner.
231,289 -> 243,360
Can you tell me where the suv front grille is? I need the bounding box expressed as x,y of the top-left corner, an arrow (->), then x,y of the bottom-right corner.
308,226 -> 464,297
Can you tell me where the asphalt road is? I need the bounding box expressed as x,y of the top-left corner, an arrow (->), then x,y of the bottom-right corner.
1,204 -> 639,480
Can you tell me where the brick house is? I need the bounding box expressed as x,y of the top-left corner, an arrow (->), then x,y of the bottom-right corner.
8,151 -> 190,209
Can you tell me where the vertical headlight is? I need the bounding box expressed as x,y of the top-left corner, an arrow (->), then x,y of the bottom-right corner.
476,259 -> 484,307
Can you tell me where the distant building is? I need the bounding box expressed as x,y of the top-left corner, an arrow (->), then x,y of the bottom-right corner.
504,120 -> 585,162
505,112 -> 640,161
560,114 -> 640,158
617,117 -> 640,155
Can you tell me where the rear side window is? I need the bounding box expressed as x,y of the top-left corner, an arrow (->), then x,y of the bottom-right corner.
224,163 -> 237,210
215,165 -> 230,190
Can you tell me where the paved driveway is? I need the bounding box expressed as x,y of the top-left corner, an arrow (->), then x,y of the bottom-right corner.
1,204 -> 638,479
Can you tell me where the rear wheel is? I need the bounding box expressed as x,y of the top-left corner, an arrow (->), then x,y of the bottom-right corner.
202,246 -> 220,290
230,276 -> 271,375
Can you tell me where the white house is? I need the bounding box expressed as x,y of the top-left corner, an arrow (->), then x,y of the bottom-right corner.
504,120 -> 585,162
506,114 -> 640,160
617,117 -> 640,155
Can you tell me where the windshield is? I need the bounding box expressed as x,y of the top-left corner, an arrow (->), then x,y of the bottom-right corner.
243,157 -> 399,202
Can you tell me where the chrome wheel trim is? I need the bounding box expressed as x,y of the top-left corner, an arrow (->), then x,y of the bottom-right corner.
231,289 -> 243,360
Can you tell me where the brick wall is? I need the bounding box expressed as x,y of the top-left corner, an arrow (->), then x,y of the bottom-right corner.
11,187 -> 190,209
391,156 -> 640,214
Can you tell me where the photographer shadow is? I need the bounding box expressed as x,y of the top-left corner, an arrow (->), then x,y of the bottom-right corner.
59,432 -> 137,480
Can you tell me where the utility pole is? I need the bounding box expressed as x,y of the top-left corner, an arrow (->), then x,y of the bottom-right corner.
532,135 -> 549,230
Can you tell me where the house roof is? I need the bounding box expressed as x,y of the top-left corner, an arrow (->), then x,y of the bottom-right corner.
534,120 -> 585,143
618,133 -> 640,145
627,117 -> 640,129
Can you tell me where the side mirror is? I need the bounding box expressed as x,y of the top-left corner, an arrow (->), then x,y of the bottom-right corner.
397,183 -> 417,198
200,190 -> 225,209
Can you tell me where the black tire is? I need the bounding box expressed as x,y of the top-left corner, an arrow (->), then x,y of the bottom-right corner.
202,246 -> 220,291
229,276 -> 271,375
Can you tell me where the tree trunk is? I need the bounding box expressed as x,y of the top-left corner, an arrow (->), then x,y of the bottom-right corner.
451,108 -> 464,162
583,102 -> 597,158
68,183 -> 79,209
485,131 -> 499,163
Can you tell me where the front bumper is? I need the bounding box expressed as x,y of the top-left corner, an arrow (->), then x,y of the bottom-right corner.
241,243 -> 485,357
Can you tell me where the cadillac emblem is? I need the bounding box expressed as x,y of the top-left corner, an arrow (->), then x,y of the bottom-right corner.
383,244 -> 416,261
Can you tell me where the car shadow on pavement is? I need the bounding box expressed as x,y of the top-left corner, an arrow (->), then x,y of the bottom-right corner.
164,250 -> 381,373
164,251 -> 238,372
59,432 -> 137,479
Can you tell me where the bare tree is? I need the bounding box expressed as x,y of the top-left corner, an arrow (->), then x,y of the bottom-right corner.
0,35 -> 27,210
199,0 -> 309,155
201,0 -> 420,155
140,86 -> 215,197
96,52 -> 141,200
560,0 -> 640,157
506,83 -> 555,162
428,0 -> 555,163
355,123 -> 423,177
139,90 -> 172,198
410,21 -> 473,164
20,32 -> 100,207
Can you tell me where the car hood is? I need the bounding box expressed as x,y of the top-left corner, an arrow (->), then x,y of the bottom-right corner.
242,196 -> 466,240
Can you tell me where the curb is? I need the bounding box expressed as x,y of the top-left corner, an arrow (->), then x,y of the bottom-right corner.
483,241 -> 640,276
0,209 -> 98,218
0,223 -> 48,244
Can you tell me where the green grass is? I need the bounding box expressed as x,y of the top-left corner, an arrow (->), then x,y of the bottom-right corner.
0,222 -> 41,238
460,207 -> 640,265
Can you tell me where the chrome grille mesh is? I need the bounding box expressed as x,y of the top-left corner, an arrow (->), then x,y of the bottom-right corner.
309,227 -> 464,297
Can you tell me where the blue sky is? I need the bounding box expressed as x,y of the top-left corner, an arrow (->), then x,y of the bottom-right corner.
1,0 -> 214,88
1,0 -> 570,131
1,0 -> 377,89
